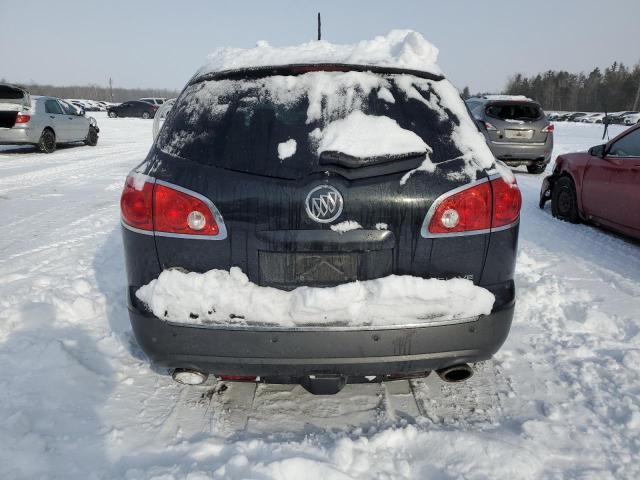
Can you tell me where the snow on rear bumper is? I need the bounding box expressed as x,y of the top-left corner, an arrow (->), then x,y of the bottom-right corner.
127,282 -> 514,377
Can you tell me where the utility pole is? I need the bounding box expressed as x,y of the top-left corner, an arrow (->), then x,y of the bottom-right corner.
633,79 -> 640,111
109,77 -> 113,102
317,12 -> 321,41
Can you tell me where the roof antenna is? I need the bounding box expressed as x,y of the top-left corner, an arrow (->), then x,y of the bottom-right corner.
317,12 -> 321,41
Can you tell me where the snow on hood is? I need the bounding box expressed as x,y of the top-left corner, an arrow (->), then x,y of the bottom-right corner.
314,111 -> 431,158
197,30 -> 441,77
136,267 -> 495,328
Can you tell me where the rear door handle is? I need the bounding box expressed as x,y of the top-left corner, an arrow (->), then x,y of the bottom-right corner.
49,115 -> 55,119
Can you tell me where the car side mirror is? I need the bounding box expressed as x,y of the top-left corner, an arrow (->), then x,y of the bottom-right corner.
588,144 -> 606,157
79,109 -> 85,116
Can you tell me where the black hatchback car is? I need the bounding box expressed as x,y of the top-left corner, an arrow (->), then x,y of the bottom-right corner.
108,100 -> 157,119
121,53 -> 521,394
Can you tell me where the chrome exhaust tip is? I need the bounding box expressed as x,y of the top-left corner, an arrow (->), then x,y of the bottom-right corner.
172,368 -> 208,385
436,364 -> 474,383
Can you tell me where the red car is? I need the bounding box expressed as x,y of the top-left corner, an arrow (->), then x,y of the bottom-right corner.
540,124 -> 640,240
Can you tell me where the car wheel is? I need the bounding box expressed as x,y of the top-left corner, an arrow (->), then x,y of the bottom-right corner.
85,126 -> 99,146
551,176 -> 579,223
527,164 -> 546,174
142,112 -> 150,119
37,128 -> 56,153
108,111 -> 117,118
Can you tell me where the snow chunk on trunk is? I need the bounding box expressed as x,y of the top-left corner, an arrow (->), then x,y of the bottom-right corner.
198,30 -> 441,76
330,220 -> 362,233
315,111 -> 431,159
136,267 -> 495,328
277,139 -> 297,160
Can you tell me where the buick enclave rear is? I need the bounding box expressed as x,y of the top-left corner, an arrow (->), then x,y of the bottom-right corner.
121,35 -> 520,394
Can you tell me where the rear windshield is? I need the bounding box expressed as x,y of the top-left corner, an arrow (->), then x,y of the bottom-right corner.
157,71 -> 465,179
486,102 -> 542,121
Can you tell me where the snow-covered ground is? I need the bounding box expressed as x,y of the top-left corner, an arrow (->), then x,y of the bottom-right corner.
1,118 -> 638,479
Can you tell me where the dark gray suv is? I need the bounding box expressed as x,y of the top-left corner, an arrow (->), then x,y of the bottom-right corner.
467,95 -> 554,174
122,63 -> 521,395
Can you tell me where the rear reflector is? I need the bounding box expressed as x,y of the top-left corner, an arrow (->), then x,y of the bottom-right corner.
424,175 -> 521,236
120,175 -> 225,238
15,114 -> 31,124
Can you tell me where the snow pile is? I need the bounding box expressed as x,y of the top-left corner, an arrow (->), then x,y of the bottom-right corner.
277,138 -> 297,160
314,111 -> 431,158
136,267 -> 495,327
197,30 -> 441,76
330,220 -> 362,233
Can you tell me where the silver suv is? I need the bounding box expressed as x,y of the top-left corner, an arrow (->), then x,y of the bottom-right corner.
467,95 -> 553,174
0,84 -> 99,153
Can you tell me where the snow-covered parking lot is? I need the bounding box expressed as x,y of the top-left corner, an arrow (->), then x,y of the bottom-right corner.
1,116 -> 639,479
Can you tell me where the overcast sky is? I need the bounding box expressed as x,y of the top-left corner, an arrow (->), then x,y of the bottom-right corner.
1,0 -> 639,93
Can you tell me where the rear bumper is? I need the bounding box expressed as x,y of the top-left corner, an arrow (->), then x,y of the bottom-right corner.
0,126 -> 36,145
128,284 -> 515,378
487,138 -> 553,165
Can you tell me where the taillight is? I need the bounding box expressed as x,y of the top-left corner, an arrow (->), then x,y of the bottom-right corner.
484,121 -> 498,131
541,124 -> 554,133
120,175 -> 224,238
120,175 -> 154,230
427,182 -> 492,234
15,114 -> 31,124
153,183 -> 219,236
425,175 -> 521,236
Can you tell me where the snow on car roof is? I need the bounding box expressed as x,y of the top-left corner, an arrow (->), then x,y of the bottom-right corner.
196,30 -> 442,77
482,94 -> 535,102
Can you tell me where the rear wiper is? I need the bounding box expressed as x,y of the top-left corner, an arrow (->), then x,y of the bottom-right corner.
319,150 -> 427,169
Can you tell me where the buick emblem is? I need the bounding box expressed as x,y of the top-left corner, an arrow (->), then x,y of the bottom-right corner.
305,185 -> 343,223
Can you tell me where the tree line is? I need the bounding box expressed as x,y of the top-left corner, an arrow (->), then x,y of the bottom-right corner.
502,61 -> 640,112
0,78 -> 179,103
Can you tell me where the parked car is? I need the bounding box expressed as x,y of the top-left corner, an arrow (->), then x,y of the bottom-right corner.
623,113 -> 640,125
121,52 -> 522,394
139,97 -> 166,106
566,112 -> 588,122
604,111 -> 637,125
107,100 -> 158,119
582,113 -> 606,124
540,123 -> 640,240
466,95 -> 553,174
554,112 -> 573,121
66,99 -> 101,112
0,84 -> 99,153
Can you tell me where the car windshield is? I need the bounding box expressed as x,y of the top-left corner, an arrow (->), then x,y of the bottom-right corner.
485,102 -> 542,121
157,71 -> 464,179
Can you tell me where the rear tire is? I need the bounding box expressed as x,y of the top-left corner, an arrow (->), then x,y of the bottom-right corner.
108,111 -> 117,118
551,176 -> 579,223
85,126 -> 99,146
142,112 -> 150,119
37,129 -> 56,153
527,163 -> 547,174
